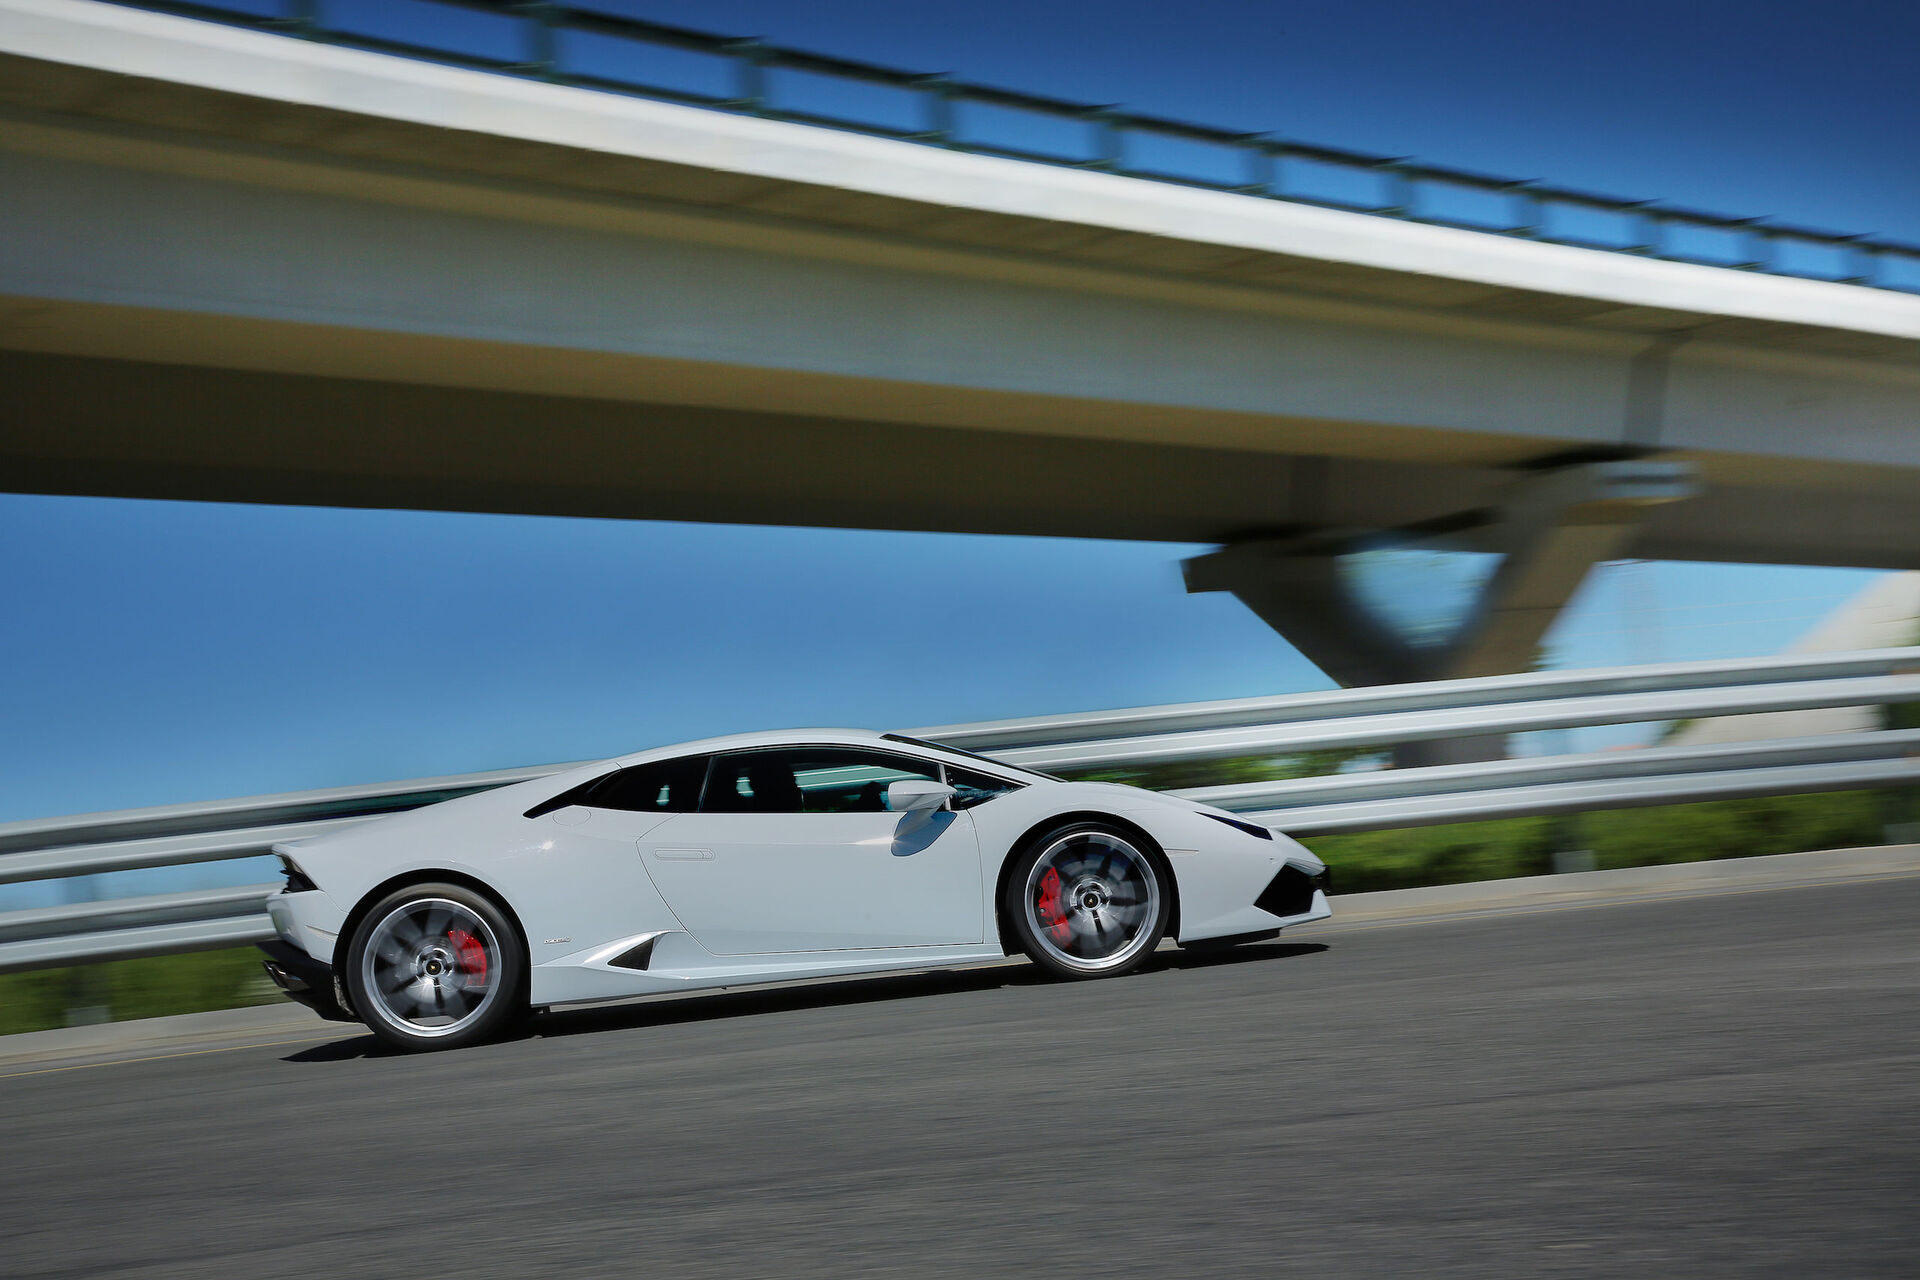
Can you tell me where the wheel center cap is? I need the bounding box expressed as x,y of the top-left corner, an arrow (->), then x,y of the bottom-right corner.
1071,879 -> 1111,911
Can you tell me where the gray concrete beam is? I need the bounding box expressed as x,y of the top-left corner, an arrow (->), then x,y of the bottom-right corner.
1186,463 -> 1696,764
1447,461 -> 1697,679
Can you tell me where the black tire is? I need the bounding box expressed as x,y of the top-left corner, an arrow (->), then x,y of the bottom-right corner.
344,881 -> 527,1053
1003,821 -> 1171,980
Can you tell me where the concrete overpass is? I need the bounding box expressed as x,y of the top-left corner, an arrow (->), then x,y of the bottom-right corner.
2,0 -> 1918,687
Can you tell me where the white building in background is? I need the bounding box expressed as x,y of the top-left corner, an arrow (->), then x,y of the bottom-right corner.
1670,572 -> 1920,744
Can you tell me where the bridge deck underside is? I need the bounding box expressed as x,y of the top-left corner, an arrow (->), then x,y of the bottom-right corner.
6,348 -> 1917,571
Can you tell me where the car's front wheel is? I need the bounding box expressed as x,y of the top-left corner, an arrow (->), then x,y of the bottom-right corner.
1005,823 -> 1170,979
344,882 -> 526,1052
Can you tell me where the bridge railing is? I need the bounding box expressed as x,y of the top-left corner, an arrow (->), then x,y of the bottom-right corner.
2,647 -> 1916,973
102,1 -> 1920,293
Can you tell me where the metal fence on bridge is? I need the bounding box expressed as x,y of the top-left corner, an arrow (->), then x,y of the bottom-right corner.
99,0 -> 1920,293
3,647 -> 1917,974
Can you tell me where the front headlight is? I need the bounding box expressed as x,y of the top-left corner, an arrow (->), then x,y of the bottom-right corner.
1203,812 -> 1273,841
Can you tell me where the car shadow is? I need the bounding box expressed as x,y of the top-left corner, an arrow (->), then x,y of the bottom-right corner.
282,938 -> 1328,1062
1151,940 -> 1328,970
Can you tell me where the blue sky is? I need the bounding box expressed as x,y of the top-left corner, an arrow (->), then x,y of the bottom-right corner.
0,496 -> 1880,829
4,0 -> 1912,830
584,0 -> 1920,242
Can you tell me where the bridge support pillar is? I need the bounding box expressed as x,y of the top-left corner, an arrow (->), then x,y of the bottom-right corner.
1185,460 -> 1696,764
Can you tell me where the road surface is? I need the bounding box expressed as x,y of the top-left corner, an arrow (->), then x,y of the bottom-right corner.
4,875 -> 1917,1278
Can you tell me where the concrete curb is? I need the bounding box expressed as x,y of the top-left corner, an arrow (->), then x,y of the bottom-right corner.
1300,842 -> 1920,927
0,1001 -> 345,1070
4,843 -> 1916,1068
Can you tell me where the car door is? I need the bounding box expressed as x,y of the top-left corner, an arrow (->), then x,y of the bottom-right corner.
640,746 -> 986,955
524,754 -> 711,949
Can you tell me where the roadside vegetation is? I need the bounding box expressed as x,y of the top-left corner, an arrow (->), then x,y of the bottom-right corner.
1071,750 -> 1895,894
0,947 -> 275,1037
1298,789 -> 1889,894
0,785 -> 1901,1035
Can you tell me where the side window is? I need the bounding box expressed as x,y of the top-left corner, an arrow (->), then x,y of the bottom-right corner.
945,765 -> 1023,810
587,755 -> 710,814
703,748 -> 941,814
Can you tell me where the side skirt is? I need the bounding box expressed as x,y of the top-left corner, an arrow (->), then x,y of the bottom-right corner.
530,935 -> 1010,1008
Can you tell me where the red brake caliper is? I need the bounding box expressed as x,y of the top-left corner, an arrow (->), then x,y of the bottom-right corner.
448,928 -> 489,990
1035,867 -> 1072,946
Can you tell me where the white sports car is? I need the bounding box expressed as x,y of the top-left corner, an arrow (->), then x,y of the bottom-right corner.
260,729 -> 1332,1051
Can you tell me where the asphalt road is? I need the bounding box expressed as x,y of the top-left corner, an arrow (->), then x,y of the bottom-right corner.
4,877 -> 1918,1279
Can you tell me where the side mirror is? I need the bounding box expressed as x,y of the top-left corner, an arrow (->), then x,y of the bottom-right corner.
886,779 -> 955,813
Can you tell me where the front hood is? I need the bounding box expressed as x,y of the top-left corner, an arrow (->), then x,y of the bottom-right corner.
1063,779 -> 1272,825
1071,780 -> 1323,868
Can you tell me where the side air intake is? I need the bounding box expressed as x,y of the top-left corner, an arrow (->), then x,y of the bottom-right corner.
609,937 -> 658,971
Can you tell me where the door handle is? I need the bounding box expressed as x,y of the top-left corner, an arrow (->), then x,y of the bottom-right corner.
652,847 -> 713,861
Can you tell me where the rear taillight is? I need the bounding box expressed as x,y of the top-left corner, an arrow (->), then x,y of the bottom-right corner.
279,854 -> 318,894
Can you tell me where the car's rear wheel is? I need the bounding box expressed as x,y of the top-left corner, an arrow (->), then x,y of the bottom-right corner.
345,882 -> 525,1053
1005,823 -> 1170,979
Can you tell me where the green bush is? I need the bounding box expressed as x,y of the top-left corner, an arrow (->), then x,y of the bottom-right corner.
1299,815 -> 1557,894
1301,790 -> 1888,893
1582,790 -> 1884,870
0,946 -> 275,1037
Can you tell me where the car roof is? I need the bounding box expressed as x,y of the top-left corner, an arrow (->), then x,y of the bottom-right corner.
610,727 -> 1040,780
613,727 -> 900,766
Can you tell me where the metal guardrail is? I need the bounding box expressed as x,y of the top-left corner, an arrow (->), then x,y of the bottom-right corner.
96,0 -> 1920,294
0,885 -> 279,971
1,647 -> 1915,974
1192,730 -> 1920,833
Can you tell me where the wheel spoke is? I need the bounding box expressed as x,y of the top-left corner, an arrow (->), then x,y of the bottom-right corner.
392,978 -> 432,1015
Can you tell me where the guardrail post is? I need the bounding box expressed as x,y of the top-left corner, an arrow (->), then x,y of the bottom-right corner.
1237,136 -> 1277,196
1737,222 -> 1773,272
1083,107 -> 1122,172
1551,849 -> 1596,875
1883,686 -> 1920,842
514,3 -> 560,82
1507,185 -> 1542,238
914,74 -> 956,146
727,39 -> 771,116
1379,162 -> 1416,218
61,874 -> 110,1025
1627,206 -> 1662,256
272,0 -> 322,39
1845,242 -> 1881,286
